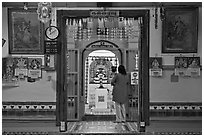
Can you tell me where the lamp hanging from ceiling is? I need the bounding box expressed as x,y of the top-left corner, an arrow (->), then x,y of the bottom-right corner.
37,2 -> 52,23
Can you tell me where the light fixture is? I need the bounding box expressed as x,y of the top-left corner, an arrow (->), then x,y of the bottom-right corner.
37,2 -> 52,23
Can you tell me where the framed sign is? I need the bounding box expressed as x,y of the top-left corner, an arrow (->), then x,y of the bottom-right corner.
14,57 -> 28,78
44,54 -> 56,71
149,57 -> 163,77
162,7 -> 198,53
44,40 -> 59,54
186,57 -> 200,77
174,56 -> 200,77
8,8 -> 44,54
28,58 -> 42,78
2,57 -> 15,81
131,71 -> 139,85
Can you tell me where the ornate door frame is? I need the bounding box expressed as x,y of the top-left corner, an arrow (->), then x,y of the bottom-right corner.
56,9 -> 149,131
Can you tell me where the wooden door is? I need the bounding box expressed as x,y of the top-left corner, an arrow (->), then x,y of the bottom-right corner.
125,49 -> 139,122
66,49 -> 79,120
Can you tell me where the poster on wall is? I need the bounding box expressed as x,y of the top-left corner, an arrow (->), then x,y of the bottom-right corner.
186,57 -> 200,77
14,57 -> 28,79
131,71 -> 139,85
28,58 -> 42,79
174,57 -> 188,76
149,57 -> 163,77
8,8 -> 44,54
2,57 -> 19,87
175,57 -> 201,77
2,58 -> 15,82
44,54 -> 55,71
162,7 -> 198,53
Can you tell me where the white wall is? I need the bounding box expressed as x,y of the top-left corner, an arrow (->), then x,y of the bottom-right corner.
150,71 -> 202,102
2,71 -> 56,102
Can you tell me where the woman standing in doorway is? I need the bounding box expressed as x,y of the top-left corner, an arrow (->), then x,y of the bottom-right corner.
111,65 -> 129,123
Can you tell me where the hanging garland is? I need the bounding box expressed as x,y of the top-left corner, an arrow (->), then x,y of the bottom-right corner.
155,7 -> 158,29
160,6 -> 165,21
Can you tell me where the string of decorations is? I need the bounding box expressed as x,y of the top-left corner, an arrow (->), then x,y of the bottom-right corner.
155,7 -> 158,29
152,3 -> 165,29
87,56 -> 117,62
66,17 -> 141,42
159,3 -> 165,21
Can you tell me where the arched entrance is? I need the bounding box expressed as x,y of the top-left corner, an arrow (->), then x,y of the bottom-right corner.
84,50 -> 118,116
80,40 -> 123,120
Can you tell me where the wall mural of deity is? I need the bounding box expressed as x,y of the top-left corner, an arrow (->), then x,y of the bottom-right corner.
89,58 -> 113,84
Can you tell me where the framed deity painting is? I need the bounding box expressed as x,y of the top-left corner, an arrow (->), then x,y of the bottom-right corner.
162,7 -> 198,53
8,8 -> 44,54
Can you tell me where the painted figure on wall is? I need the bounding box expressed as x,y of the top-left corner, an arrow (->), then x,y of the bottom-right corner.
89,58 -> 113,84
163,7 -> 198,53
188,57 -> 200,68
167,15 -> 190,49
9,9 -> 43,54
175,57 -> 188,68
14,18 -> 38,48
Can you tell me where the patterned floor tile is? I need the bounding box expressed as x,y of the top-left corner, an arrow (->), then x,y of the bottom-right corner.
66,121 -> 140,134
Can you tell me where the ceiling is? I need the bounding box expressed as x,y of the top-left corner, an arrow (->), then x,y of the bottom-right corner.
2,2 -> 202,8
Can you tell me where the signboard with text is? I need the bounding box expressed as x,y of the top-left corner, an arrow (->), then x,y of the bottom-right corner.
44,41 -> 59,54
90,10 -> 119,17
131,71 -> 138,85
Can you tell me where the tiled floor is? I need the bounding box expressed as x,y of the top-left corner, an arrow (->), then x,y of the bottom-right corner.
66,121 -> 140,134
2,118 -> 202,135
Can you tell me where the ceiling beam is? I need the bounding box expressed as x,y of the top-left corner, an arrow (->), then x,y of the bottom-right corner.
2,2 -> 201,8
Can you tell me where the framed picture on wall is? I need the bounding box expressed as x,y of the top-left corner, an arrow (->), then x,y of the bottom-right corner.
149,57 -> 163,77
8,8 -> 44,54
162,7 -> 198,53
186,57 -> 200,77
174,57 -> 188,76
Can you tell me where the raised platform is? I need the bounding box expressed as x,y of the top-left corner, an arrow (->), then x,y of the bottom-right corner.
82,114 -> 116,121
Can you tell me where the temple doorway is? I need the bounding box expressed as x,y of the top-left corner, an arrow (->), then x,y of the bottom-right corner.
57,9 -> 150,128
84,50 -> 119,115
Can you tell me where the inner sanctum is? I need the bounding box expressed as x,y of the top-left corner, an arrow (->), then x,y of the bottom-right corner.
85,50 -> 119,115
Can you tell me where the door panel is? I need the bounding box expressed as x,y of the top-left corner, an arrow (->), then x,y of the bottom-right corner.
125,49 -> 139,121
66,49 -> 79,120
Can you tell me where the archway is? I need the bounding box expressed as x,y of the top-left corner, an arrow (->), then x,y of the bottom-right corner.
84,50 -> 119,115
81,40 -> 123,119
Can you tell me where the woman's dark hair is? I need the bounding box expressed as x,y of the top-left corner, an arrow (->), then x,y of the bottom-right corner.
118,65 -> 126,75
111,66 -> 117,72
